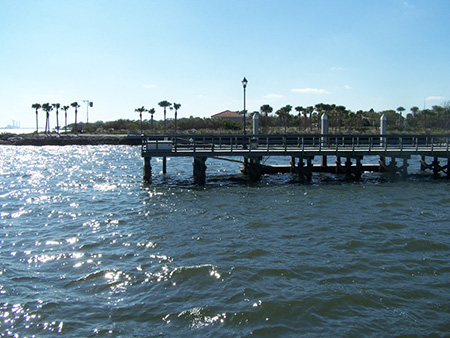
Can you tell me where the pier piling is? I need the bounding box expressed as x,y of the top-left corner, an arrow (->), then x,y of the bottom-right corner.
244,157 -> 262,181
162,157 -> 167,174
141,133 -> 450,184
291,156 -> 312,182
143,155 -> 152,181
193,157 -> 207,184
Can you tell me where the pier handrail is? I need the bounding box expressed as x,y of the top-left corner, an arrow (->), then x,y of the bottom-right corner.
142,134 -> 450,157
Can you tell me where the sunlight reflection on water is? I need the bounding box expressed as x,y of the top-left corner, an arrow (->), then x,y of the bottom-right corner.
0,146 -> 449,336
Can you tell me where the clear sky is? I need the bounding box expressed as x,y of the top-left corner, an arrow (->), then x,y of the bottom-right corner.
1,0 -> 449,129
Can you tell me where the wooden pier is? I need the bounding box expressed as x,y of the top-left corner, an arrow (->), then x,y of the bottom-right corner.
141,134 -> 450,184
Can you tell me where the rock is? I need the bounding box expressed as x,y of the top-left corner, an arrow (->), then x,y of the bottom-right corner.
0,133 -> 136,146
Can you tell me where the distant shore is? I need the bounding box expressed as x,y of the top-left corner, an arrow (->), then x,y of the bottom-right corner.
0,133 -> 140,146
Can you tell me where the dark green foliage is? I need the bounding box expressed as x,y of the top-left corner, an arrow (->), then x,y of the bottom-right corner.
54,104 -> 450,135
222,120 -> 241,130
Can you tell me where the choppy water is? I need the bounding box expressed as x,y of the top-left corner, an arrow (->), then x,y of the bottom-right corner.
1,145 -> 449,337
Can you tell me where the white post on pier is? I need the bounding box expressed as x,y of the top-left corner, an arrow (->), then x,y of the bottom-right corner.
321,113 -> 328,135
321,113 -> 328,166
380,114 -> 387,146
253,112 -> 259,135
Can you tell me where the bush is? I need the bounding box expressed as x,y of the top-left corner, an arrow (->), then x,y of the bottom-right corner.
222,120 -> 241,130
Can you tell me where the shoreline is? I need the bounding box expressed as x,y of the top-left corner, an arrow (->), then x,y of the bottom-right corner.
2,131 -> 449,147
0,133 -> 140,146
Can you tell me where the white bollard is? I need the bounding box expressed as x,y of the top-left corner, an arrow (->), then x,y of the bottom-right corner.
253,112 -> 259,135
321,113 -> 328,165
380,114 -> 387,146
321,113 -> 328,135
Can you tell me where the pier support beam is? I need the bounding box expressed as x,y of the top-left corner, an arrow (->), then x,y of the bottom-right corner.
291,157 -> 305,182
305,157 -> 313,181
419,156 -> 447,178
432,157 -> 440,178
420,155 -> 426,171
244,156 -> 262,181
345,157 -> 353,176
401,157 -> 409,179
291,156 -> 313,182
447,159 -> 450,179
143,155 -> 152,182
162,157 -> 167,174
379,156 -> 386,172
193,157 -> 207,184
336,156 -> 363,179
290,156 -> 296,174
379,156 -> 409,178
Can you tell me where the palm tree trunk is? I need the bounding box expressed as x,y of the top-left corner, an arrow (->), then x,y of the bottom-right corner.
56,111 -> 60,134
36,112 -> 39,133
175,111 -> 178,134
45,113 -> 49,134
164,108 -> 167,134
265,113 -> 268,133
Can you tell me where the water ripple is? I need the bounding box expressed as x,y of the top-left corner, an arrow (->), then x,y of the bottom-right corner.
0,146 -> 449,336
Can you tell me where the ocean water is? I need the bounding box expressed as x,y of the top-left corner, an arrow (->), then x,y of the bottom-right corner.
0,129 -> 36,135
1,145 -> 449,337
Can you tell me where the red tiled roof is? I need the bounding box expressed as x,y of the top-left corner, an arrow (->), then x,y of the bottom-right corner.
211,110 -> 242,118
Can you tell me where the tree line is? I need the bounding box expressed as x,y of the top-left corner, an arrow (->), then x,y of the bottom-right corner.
31,102 -> 85,134
256,103 -> 450,134
32,101 -> 450,134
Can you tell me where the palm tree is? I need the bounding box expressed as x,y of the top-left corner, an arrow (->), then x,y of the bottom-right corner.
31,103 -> 41,133
275,108 -> 285,132
306,106 -> 314,131
260,104 -> 273,132
135,106 -> 146,135
284,105 -> 292,133
397,106 -> 405,126
410,106 -> 419,129
148,108 -> 155,131
52,103 -> 60,134
61,105 -> 70,133
41,103 -> 53,134
158,100 -> 172,134
71,102 -> 80,133
303,109 -> 308,131
428,106 -> 441,130
334,105 -> 346,133
276,105 -> 292,134
295,106 -> 303,131
356,110 -> 364,132
315,104 -> 326,131
173,103 -> 181,134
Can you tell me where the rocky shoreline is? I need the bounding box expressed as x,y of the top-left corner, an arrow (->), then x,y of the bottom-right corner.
0,133 -> 141,146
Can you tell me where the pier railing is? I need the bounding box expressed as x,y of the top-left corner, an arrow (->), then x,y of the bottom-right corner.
142,134 -> 450,158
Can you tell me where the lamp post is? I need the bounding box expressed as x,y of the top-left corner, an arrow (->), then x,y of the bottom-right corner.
82,100 -> 93,131
242,77 -> 248,137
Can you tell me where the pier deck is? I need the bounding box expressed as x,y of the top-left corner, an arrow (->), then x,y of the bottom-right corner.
141,134 -> 450,183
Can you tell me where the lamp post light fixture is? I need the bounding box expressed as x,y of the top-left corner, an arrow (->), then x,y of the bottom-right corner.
242,77 -> 248,137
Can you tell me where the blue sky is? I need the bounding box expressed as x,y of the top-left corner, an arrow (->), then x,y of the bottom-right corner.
0,0 -> 449,129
